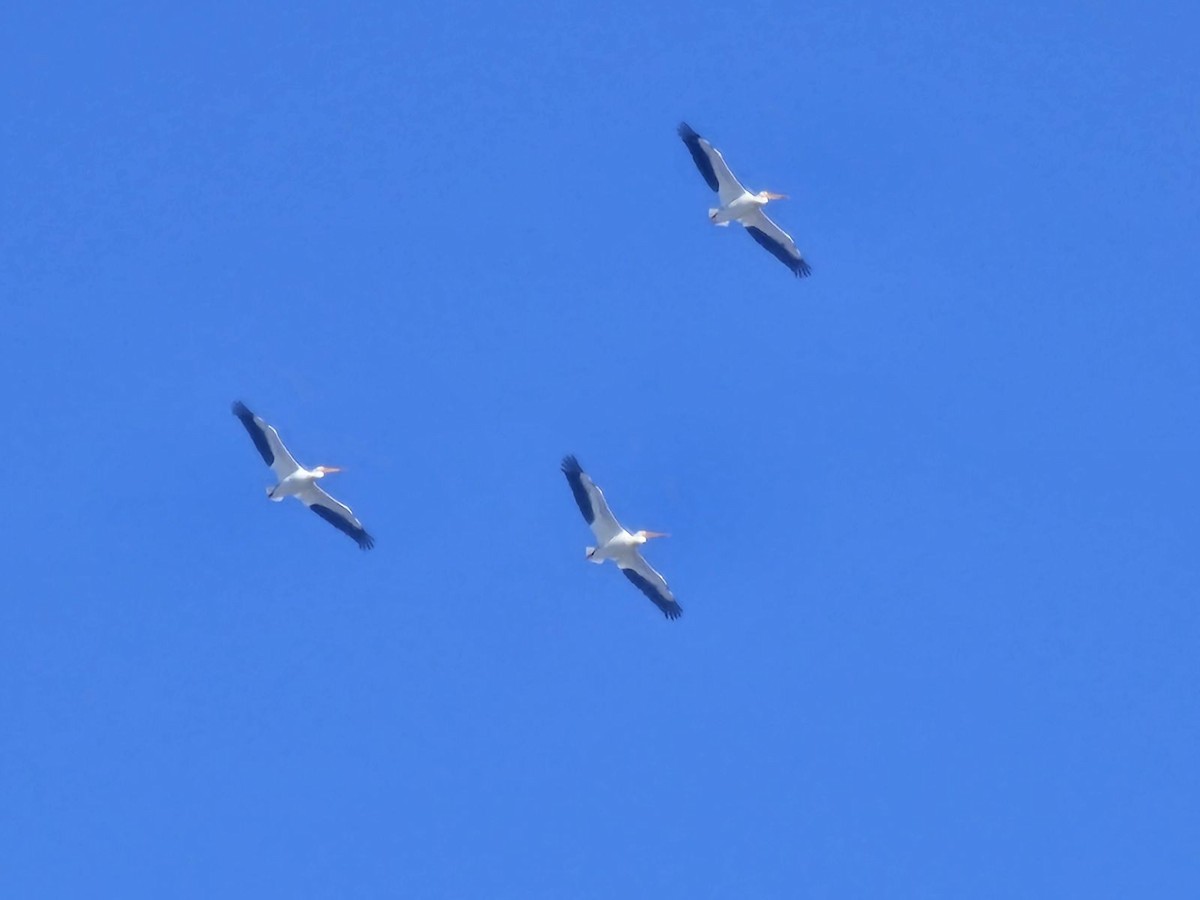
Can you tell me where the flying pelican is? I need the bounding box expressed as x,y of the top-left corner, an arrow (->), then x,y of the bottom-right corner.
561,455 -> 681,620
678,122 -> 811,278
232,401 -> 375,550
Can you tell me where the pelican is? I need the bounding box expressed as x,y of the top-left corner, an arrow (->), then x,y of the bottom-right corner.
678,122 -> 811,277
232,401 -> 374,550
561,455 -> 681,620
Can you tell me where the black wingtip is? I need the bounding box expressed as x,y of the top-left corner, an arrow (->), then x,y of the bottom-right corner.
622,568 -> 683,621
745,226 -> 812,279
232,400 -> 274,467
310,503 -> 374,550
561,454 -> 595,525
677,121 -> 720,193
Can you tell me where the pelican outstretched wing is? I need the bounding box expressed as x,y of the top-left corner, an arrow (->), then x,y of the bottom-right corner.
299,483 -> 374,550
620,552 -> 682,620
232,401 -> 302,479
561,455 -> 625,546
742,208 -> 811,278
678,122 -> 748,206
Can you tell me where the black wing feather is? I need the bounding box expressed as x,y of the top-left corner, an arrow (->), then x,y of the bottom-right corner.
310,504 -> 375,550
678,122 -> 720,193
622,568 -> 682,620
561,455 -> 595,525
745,227 -> 812,278
232,401 -> 274,466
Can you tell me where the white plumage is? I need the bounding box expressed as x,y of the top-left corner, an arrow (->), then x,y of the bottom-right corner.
678,122 -> 812,278
562,455 -> 681,620
233,401 -> 374,550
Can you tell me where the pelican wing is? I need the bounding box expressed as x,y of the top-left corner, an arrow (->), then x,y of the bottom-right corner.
232,401 -> 302,479
561,455 -> 625,545
620,552 -> 682,620
298,483 -> 374,550
678,122 -> 748,206
742,208 -> 811,278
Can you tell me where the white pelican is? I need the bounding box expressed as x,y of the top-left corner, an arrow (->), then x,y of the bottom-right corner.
233,401 -> 375,550
561,455 -> 681,620
678,122 -> 811,278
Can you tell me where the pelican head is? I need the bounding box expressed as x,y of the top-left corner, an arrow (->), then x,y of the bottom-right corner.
635,530 -> 670,544
758,190 -> 788,202
313,466 -> 342,478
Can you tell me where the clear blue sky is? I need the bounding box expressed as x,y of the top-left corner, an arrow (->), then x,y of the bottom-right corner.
2,1 -> 1198,896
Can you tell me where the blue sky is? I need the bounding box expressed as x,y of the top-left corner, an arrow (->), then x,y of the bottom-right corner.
2,0 -> 1198,895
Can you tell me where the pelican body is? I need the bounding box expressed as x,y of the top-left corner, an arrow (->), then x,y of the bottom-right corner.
708,190 -> 784,227
585,528 -> 664,565
562,455 -> 681,620
268,466 -> 339,501
233,401 -> 375,550
678,122 -> 812,278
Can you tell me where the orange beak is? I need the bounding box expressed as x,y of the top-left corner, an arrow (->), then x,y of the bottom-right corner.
765,191 -> 788,200
320,466 -> 343,473
642,531 -> 670,539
